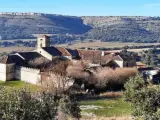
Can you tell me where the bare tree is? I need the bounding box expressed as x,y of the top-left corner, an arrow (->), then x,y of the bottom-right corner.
40,61 -> 73,93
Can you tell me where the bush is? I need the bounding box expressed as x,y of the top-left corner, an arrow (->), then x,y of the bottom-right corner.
0,87 -> 58,120
124,75 -> 160,120
59,94 -> 81,119
124,75 -> 145,101
67,63 -> 138,92
0,87 -> 81,120
95,68 -> 138,91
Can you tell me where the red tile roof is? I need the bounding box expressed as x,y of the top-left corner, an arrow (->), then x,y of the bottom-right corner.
77,49 -> 102,63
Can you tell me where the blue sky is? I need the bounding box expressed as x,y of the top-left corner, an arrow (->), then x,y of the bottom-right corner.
0,0 -> 160,16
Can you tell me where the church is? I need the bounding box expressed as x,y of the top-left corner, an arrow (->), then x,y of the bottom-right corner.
0,35 -> 80,83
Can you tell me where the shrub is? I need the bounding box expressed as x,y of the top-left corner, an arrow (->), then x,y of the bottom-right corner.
124,75 -> 160,120
124,75 -> 145,102
0,87 -> 58,120
68,64 -> 138,92
95,67 -> 138,90
0,87 -> 81,120
59,94 -> 81,120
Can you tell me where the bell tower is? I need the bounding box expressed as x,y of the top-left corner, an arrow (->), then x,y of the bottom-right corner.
37,35 -> 50,48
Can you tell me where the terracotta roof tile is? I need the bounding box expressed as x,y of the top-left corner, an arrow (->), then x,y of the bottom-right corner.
77,49 -> 102,63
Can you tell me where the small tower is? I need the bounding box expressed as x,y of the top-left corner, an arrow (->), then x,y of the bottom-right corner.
37,35 -> 50,48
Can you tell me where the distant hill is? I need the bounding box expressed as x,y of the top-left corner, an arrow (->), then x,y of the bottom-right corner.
0,13 -> 91,40
82,16 -> 160,42
1,13 -> 160,43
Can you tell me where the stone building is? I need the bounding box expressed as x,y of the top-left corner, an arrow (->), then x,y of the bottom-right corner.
0,35 -> 136,84
0,35 -> 80,83
77,50 -> 136,68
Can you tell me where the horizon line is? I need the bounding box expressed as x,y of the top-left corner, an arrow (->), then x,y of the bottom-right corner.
0,11 -> 160,17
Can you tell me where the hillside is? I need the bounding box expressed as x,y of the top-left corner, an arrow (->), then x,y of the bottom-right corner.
82,16 -> 160,42
0,13 -> 91,40
1,13 -> 160,43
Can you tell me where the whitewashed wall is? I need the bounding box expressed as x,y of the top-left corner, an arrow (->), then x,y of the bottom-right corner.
0,63 -> 6,81
114,60 -> 123,68
35,49 -> 52,60
15,67 -> 41,84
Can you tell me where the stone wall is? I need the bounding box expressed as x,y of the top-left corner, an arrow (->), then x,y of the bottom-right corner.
1,64 -> 42,84
6,64 -> 15,81
0,63 -> 15,81
123,60 -> 136,67
15,66 -> 41,84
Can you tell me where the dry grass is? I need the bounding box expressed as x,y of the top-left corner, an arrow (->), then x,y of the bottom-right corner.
0,47 -> 34,53
108,48 -> 160,53
99,92 -> 123,98
56,41 -> 160,49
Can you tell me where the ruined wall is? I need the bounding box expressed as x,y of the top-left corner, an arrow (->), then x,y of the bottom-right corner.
15,66 -> 41,84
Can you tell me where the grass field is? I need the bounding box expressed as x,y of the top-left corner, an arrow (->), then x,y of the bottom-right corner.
0,41 -> 159,54
56,41 -> 160,49
0,81 -> 39,91
80,98 -> 131,118
0,47 -> 34,53
0,81 -> 132,119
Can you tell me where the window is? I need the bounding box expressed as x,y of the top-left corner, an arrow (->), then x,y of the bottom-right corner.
126,62 -> 129,67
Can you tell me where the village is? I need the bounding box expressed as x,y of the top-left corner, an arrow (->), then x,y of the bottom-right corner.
1,35 -> 160,120
0,35 -> 159,89
2,0 -> 160,119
